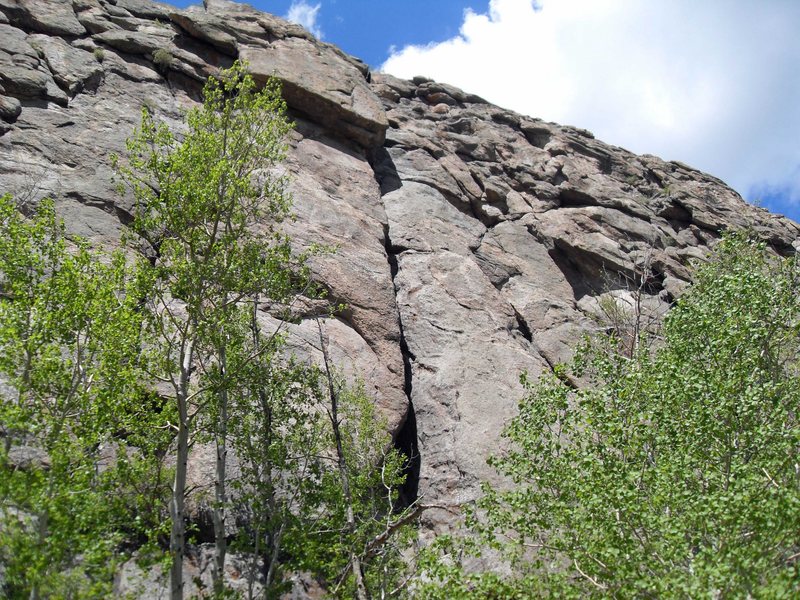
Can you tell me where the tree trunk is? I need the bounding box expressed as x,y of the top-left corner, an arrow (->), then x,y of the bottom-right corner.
170,338 -> 194,600
28,510 -> 48,600
212,343 -> 229,595
170,406 -> 189,600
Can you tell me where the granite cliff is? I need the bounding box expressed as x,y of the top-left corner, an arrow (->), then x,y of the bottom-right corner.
2,0 -> 799,591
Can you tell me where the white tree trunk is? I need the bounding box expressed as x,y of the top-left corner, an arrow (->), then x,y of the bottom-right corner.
212,343 -> 229,595
170,338 -> 194,600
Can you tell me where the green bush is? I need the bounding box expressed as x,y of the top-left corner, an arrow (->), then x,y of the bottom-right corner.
152,47 -> 173,70
423,233 -> 800,598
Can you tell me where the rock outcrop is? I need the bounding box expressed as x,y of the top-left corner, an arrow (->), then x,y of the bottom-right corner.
2,0 -> 798,588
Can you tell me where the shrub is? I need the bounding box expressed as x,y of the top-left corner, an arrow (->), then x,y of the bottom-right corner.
152,48 -> 173,71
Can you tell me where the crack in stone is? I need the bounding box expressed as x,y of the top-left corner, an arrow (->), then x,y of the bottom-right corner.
380,212 -> 420,508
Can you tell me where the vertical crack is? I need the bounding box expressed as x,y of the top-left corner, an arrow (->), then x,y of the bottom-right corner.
384,224 -> 420,509
370,145 -> 420,508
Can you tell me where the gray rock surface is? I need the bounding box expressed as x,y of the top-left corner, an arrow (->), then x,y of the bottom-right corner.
0,0 -> 86,36
1,0 -> 799,588
27,34 -> 103,94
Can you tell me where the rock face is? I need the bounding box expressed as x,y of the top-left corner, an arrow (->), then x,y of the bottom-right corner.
2,0 -> 799,579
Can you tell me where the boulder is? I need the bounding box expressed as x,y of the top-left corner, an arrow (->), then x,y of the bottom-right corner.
93,27 -> 173,57
168,8 -> 238,56
0,94 -> 21,120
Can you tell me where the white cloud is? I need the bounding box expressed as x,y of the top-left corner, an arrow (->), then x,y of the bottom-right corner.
286,1 -> 323,39
381,0 -> 800,215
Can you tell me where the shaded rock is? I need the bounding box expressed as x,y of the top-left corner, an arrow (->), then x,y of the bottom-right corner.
372,71 -> 416,99
204,0 -> 315,42
168,8 -> 238,56
0,64 -> 48,97
75,7 -> 122,35
384,180 -> 485,254
117,546 -> 267,598
389,148 -> 461,197
7,444 -> 51,470
93,27 -> 174,57
532,208 -> 638,283
281,133 -> 408,430
0,22 -> 38,57
0,93 -> 21,120
416,79 -> 487,105
393,249 -> 547,523
42,72 -> 68,105
114,0 -> 170,20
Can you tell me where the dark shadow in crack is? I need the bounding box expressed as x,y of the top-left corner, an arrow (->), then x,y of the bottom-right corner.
370,147 -> 402,196
395,397 -> 420,510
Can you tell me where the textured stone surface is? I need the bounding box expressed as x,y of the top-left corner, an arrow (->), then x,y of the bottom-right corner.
0,0 -> 86,36
168,8 -> 238,56
370,70 -> 800,530
27,34 -> 103,94
0,94 -> 21,120
240,37 -> 387,149
1,0 -> 799,587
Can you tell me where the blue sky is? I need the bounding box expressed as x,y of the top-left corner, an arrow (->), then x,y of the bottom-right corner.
168,1 -> 485,67
168,1 -> 800,224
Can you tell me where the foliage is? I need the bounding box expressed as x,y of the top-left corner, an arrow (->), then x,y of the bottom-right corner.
226,312 -> 328,598
116,60 -> 295,305
1,59 -> 419,598
594,245 -> 666,360
152,48 -> 173,70
0,194 -> 170,598
416,533 -> 543,600
422,234 -> 800,598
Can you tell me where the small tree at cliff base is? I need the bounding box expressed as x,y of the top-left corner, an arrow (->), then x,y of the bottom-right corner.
421,233 -> 800,598
304,318 -> 422,600
114,60 -> 309,599
224,307 -> 328,599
